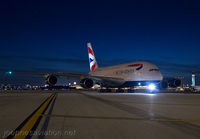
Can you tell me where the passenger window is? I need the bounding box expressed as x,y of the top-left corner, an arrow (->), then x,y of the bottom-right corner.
149,69 -> 159,71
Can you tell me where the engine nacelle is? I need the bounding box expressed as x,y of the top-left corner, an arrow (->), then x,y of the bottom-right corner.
168,79 -> 181,88
160,78 -> 181,89
80,78 -> 94,89
46,75 -> 57,86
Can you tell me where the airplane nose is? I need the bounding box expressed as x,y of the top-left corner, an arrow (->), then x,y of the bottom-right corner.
153,72 -> 163,80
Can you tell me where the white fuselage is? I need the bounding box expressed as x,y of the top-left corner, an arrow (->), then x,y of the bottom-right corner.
90,61 -> 163,82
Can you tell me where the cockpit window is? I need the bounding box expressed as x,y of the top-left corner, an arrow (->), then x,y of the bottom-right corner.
149,69 -> 159,71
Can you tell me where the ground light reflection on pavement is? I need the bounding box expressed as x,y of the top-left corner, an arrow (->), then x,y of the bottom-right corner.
0,90 -> 200,139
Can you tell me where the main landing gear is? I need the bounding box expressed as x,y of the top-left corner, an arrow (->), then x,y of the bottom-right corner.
97,87 -> 135,93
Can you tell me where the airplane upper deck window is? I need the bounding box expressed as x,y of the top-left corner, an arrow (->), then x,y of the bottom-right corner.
149,69 -> 159,71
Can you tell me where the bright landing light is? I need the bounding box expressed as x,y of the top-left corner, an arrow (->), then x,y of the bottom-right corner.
148,83 -> 156,91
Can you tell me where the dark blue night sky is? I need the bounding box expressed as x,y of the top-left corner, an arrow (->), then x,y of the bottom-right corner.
1,0 -> 200,85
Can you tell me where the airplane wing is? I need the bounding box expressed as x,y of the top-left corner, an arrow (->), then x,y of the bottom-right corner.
53,72 -> 88,78
9,71 -> 124,87
54,73 -> 125,87
54,73 -> 125,86
8,71 -> 88,79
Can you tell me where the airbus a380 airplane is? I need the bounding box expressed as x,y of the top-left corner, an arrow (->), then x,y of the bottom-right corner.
43,43 -> 181,90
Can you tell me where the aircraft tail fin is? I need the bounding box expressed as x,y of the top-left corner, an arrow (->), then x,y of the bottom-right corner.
87,42 -> 98,72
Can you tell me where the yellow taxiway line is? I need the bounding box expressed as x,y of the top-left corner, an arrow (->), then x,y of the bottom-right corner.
8,94 -> 55,139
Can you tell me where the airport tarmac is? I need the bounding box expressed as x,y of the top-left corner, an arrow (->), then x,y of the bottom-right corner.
0,90 -> 200,139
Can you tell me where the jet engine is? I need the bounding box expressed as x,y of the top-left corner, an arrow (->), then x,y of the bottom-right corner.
168,78 -> 181,88
46,75 -> 57,86
80,78 -> 94,89
161,78 -> 181,88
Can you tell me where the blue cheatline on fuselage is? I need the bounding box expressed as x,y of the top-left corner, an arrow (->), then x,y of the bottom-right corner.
120,80 -> 161,87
